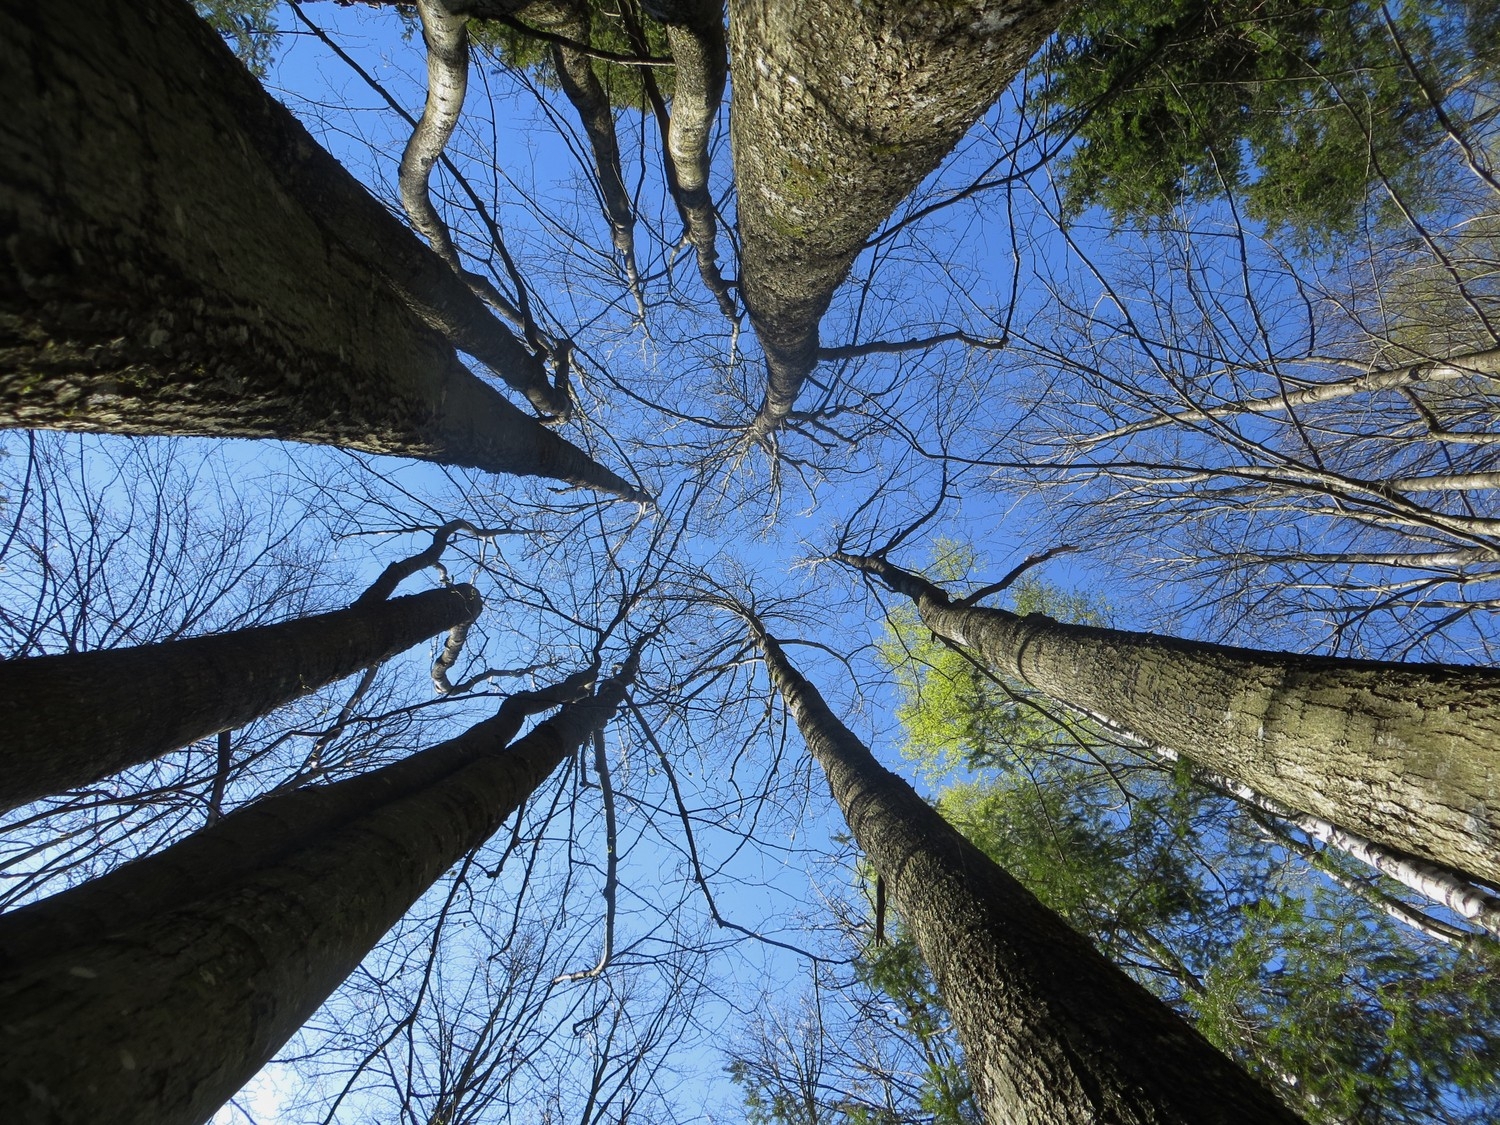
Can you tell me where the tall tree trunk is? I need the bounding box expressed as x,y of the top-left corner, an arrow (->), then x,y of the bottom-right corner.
0,0 -> 640,498
645,0 -> 736,318
730,0 -> 1075,440
0,585 -> 482,814
837,552 -> 1500,889
0,656 -> 638,1125
741,610 -> 1301,1124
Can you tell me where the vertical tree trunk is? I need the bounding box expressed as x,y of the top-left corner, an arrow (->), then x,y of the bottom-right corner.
837,552 -> 1500,889
0,585 -> 483,814
743,612 -> 1300,1124
729,0 -> 1075,439
0,0 -> 639,498
0,656 -> 638,1125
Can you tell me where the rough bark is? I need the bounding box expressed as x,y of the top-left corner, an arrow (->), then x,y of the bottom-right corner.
745,615 -> 1301,1124
0,585 -> 482,815
729,0 -> 1076,439
0,0 -> 637,489
0,658 -> 636,1125
838,553 -> 1500,889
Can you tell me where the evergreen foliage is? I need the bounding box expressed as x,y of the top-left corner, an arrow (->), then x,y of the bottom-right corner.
1034,0 -> 1500,240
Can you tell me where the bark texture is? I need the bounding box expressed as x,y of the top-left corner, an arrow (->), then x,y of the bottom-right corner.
0,585 -> 482,814
748,618 -> 1301,1124
729,0 -> 1076,438
839,553 -> 1500,889
0,659 -> 635,1125
0,0 -> 634,489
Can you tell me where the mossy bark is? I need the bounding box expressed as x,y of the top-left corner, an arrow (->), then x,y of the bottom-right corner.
0,585 -> 482,815
729,0 -> 1075,438
0,0 -> 635,495
752,623 -> 1302,1124
0,659 -> 635,1125
841,553 -> 1500,889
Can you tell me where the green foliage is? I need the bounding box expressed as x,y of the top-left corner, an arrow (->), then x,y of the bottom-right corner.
470,3 -> 674,111
861,542 -> 1500,1123
194,0 -> 281,76
1033,1 -> 1500,241
1192,890 -> 1500,1121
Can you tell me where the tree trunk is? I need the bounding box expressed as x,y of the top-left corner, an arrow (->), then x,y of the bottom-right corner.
838,552 -> 1500,889
729,0 -> 1075,439
0,585 -> 482,814
744,612 -> 1301,1124
522,0 -> 642,298
0,0 -> 640,498
645,0 -> 736,318
0,657 -> 637,1125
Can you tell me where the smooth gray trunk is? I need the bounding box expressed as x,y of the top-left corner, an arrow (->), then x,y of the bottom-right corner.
748,617 -> 1301,1124
0,659 -> 635,1125
0,0 -> 638,497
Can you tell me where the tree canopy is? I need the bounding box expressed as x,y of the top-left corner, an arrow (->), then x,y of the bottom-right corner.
4,0 -> 1500,1122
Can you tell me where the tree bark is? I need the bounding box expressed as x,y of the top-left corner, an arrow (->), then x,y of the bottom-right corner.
0,585 -> 482,815
0,657 -> 637,1125
0,0 -> 640,495
743,612 -> 1301,1124
729,0 -> 1076,440
837,552 -> 1500,889
645,0 -> 736,318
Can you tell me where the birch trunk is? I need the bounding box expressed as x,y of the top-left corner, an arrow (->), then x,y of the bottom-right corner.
747,616 -> 1301,1124
0,585 -> 482,814
838,553 -> 1500,889
730,0 -> 1075,439
0,0 -> 636,495
0,658 -> 636,1125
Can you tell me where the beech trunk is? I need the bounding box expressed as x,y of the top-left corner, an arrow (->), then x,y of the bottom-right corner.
0,658 -> 636,1125
0,585 -> 482,814
749,619 -> 1301,1124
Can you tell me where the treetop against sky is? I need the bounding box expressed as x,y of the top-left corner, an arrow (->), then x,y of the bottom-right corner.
3,0 -> 1500,1122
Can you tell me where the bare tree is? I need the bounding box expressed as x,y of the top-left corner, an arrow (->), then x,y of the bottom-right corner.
730,0 -> 1075,441
0,0 -> 641,499
0,648 -> 642,1125
837,550 -> 1500,889
0,583 -> 481,814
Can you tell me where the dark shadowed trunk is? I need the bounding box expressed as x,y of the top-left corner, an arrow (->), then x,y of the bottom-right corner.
742,612 -> 1301,1124
729,0 -> 1075,440
0,585 -> 482,814
0,0 -> 640,496
0,655 -> 638,1125
838,552 -> 1500,889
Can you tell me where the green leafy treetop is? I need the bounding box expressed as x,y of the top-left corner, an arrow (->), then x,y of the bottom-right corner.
1033,0 -> 1500,241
